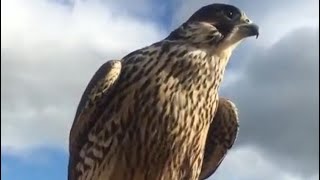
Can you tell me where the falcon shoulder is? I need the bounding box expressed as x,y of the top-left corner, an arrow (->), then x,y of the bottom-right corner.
199,97 -> 239,180
68,60 -> 122,180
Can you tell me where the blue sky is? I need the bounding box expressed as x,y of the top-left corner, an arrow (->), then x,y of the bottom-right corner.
2,148 -> 68,180
1,0 -> 319,180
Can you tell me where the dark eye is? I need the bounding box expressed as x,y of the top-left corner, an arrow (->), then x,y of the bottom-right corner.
225,10 -> 235,19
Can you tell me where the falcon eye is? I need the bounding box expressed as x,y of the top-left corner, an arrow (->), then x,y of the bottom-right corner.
225,10 -> 235,19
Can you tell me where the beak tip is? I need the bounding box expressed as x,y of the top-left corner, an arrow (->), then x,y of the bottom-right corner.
251,23 -> 259,39
239,23 -> 260,39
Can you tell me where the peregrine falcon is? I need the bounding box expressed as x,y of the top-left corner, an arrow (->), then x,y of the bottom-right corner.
68,3 -> 259,180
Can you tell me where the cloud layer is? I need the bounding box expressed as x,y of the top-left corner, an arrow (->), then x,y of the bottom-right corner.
1,0 -> 164,151
222,27 -> 319,178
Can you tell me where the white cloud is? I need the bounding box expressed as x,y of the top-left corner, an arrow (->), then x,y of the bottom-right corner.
220,27 -> 319,178
1,0 -> 165,55
256,0 -> 319,46
1,0 -> 164,152
210,146 -> 319,180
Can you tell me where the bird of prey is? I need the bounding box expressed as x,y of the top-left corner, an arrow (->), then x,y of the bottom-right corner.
68,3 -> 259,180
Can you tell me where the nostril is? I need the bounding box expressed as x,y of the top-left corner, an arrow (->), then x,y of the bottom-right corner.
245,19 -> 251,23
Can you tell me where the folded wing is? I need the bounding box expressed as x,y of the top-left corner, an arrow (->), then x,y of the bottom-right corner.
199,98 -> 239,180
68,60 -> 122,180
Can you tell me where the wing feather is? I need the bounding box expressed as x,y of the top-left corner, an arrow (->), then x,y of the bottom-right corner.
199,98 -> 239,180
68,60 -> 122,180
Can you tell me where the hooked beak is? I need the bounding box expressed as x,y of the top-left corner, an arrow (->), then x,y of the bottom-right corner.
238,23 -> 259,39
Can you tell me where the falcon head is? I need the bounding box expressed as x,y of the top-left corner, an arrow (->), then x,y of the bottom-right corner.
167,3 -> 259,49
